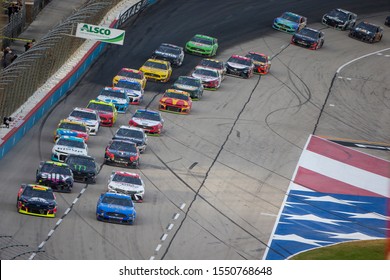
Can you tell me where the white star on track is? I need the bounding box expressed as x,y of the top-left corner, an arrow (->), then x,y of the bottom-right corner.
283,213 -> 349,225
317,231 -> 380,240
292,194 -> 369,205
273,234 -> 332,246
334,211 -> 389,220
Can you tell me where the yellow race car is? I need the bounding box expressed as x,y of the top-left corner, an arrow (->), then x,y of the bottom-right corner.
139,59 -> 172,83
112,68 -> 147,89
159,89 -> 192,114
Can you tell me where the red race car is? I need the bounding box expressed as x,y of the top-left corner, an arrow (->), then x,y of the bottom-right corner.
159,89 -> 192,114
245,52 -> 271,74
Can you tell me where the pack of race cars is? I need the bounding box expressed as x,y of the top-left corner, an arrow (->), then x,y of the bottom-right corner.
16,8 -> 386,224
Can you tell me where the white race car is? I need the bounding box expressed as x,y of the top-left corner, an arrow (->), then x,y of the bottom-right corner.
115,78 -> 144,105
96,87 -> 129,113
107,171 -> 145,202
191,66 -> 222,90
67,107 -> 100,135
51,136 -> 88,162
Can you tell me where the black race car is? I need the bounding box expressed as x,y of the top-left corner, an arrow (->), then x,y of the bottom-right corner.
322,8 -> 357,30
112,125 -> 148,153
104,139 -> 140,168
151,43 -> 184,66
348,21 -> 383,43
225,55 -> 254,78
385,16 -> 390,27
65,154 -> 98,183
17,184 -> 57,218
36,161 -> 74,192
291,27 -> 324,50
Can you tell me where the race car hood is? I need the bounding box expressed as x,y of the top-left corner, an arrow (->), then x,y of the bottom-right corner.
122,88 -> 142,97
97,95 -> 127,105
67,116 -> 98,127
140,66 -> 168,75
192,73 -> 218,82
160,97 -> 189,106
37,172 -> 72,182
132,117 -> 161,127
21,195 -> 54,207
97,111 -> 114,119
70,164 -> 96,173
113,135 -> 144,145
174,84 -> 199,92
109,181 -> 144,192
53,144 -> 87,155
188,42 -> 212,49
108,148 -> 137,158
323,15 -> 344,23
97,202 -> 135,214
352,27 -> 373,35
275,17 -> 299,28
293,33 -> 317,43
56,129 -> 88,139
226,62 -> 249,69
153,50 -> 178,59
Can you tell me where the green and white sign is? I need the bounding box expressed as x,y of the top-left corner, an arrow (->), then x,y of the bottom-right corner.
75,23 -> 125,45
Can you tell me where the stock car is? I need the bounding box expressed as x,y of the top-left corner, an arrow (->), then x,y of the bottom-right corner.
386,16 -> 390,27
68,107 -> 100,135
107,171 -> 145,202
96,192 -> 136,224
197,58 -> 226,80
51,135 -> 88,162
54,119 -> 89,142
128,109 -> 164,135
272,11 -> 307,33
191,66 -> 222,90
321,8 -> 357,30
139,59 -> 172,83
36,161 -> 74,192
159,89 -> 192,115
104,139 -> 140,168
173,76 -> 204,100
17,184 -> 57,218
291,27 -> 325,50
65,154 -> 98,184
225,55 -> 254,78
96,87 -> 129,113
151,43 -> 184,66
245,52 -> 271,74
348,21 -> 383,43
114,78 -> 144,105
185,34 -> 218,57
112,125 -> 148,153
87,100 -> 117,127
112,68 -> 146,89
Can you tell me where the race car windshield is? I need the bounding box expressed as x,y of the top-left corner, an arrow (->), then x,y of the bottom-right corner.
328,9 -> 348,21
355,22 -> 377,33
116,80 -> 141,90
228,57 -> 252,66
191,36 -> 213,45
100,89 -> 126,99
281,12 -> 301,23
176,77 -> 201,86
23,187 -> 54,200
57,138 -> 85,149
70,110 -> 97,120
165,91 -> 189,100
59,122 -> 87,132
66,156 -> 96,167
194,68 -> 218,77
246,53 -> 267,63
113,174 -> 142,185
199,59 -> 223,69
158,46 -> 181,55
118,70 -> 142,79
133,111 -> 161,121
143,61 -> 168,70
88,103 -> 114,112
109,141 -> 137,153
297,28 -> 319,38
102,196 -> 134,207
116,128 -> 144,139
41,163 -> 72,175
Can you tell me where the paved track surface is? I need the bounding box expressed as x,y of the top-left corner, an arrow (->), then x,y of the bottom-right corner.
0,0 -> 389,260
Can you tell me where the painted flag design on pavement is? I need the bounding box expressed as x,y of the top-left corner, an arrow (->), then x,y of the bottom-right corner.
264,135 -> 390,260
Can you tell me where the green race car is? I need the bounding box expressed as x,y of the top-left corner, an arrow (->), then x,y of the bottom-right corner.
185,34 -> 218,57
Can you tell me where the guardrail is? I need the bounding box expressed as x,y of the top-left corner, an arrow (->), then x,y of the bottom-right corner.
0,0 -> 153,160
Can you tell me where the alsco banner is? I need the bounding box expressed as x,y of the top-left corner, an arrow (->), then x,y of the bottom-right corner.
75,23 -> 125,45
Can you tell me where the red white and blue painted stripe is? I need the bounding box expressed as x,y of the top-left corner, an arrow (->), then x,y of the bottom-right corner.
264,135 -> 390,260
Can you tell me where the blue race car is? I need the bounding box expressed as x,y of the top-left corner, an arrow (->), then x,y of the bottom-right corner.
272,11 -> 307,34
96,87 -> 130,113
96,192 -> 136,224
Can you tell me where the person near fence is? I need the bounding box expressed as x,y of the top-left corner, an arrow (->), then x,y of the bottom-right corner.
2,47 -> 17,68
8,3 -> 16,22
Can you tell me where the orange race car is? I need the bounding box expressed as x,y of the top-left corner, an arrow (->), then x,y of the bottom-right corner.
159,89 -> 192,114
245,52 -> 271,74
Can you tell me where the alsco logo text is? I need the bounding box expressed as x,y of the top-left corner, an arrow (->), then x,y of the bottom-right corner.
80,24 -> 111,35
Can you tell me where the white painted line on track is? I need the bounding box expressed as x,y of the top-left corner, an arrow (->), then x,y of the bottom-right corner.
161,233 -> 168,241
336,47 -> 390,74
64,208 -> 71,215
149,256 -> 155,260
346,78 -> 352,81
28,253 -> 36,260
180,203 -> 186,210
38,242 -> 45,249
56,219 -> 62,226
48,229 -> 55,237
80,188 -> 86,194
72,198 -> 78,204
167,223 -> 174,231
173,213 -> 180,220
155,244 -> 162,252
